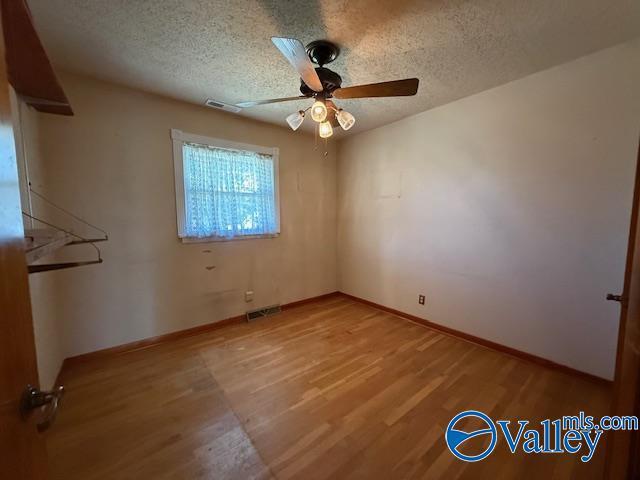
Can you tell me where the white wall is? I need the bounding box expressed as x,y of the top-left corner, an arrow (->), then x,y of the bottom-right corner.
14,97 -> 67,390
337,39 -> 640,380
26,72 -> 337,387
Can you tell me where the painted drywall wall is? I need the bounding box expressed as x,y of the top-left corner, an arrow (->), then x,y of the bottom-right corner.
337,39 -> 640,380
27,72 -> 336,386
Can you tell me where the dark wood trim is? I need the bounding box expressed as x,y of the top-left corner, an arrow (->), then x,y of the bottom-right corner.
0,0 -> 72,115
339,292 -> 611,386
62,291 -> 340,368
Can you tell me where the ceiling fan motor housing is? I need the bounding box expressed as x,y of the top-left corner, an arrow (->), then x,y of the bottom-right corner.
300,67 -> 343,97
306,40 -> 339,66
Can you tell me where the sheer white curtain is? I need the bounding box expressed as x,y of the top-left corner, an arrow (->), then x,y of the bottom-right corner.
182,142 -> 277,238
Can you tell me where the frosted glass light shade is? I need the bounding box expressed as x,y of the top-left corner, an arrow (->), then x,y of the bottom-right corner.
286,111 -> 305,131
310,100 -> 327,122
318,121 -> 333,138
337,110 -> 355,130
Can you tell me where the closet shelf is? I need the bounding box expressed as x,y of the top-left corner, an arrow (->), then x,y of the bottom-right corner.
2,0 -> 73,115
24,228 -> 107,273
24,228 -> 74,264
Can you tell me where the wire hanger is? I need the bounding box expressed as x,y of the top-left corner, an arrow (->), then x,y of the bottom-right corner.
22,189 -> 108,273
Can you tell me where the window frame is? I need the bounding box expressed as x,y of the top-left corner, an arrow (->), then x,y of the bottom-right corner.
170,129 -> 280,243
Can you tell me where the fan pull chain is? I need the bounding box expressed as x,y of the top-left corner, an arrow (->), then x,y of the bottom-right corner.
312,121 -> 328,157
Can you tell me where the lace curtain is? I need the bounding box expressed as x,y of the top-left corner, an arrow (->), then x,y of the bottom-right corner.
182,142 -> 277,238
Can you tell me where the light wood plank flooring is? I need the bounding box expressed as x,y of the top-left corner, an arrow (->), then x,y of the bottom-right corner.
48,296 -> 611,479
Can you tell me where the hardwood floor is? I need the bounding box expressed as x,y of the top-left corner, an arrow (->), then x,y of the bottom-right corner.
48,296 -> 611,479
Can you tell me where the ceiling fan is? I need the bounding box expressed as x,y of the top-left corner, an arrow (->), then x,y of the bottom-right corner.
235,38 -> 419,138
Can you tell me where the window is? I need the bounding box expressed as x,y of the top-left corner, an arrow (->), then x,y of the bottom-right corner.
171,129 -> 280,241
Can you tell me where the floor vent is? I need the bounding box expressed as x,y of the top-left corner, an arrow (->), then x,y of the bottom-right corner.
246,304 -> 282,322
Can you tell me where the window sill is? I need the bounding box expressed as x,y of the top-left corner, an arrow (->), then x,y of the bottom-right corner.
180,233 -> 280,244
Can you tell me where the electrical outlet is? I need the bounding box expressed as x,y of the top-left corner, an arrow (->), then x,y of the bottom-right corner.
245,290 -> 254,302
418,294 -> 425,305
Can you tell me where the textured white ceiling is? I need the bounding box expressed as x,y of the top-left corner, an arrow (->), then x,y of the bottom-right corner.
28,0 -> 640,136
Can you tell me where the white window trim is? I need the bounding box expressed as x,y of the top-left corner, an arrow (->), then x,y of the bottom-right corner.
170,129 -> 280,243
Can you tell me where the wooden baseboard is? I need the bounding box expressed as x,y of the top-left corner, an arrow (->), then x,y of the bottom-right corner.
338,292 -> 612,386
63,291 -> 340,368
281,291 -> 341,310
58,289 -> 609,387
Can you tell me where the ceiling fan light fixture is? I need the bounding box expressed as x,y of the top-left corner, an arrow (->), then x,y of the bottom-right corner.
286,110 -> 305,131
310,100 -> 328,122
318,121 -> 333,138
336,109 -> 355,130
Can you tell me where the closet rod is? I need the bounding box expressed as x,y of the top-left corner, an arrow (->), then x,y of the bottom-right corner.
68,238 -> 108,245
28,259 -> 103,274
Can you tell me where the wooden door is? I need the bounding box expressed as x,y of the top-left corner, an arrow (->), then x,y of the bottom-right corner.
605,139 -> 640,479
0,10 -> 49,479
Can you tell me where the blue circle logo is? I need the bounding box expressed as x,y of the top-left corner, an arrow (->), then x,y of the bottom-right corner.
445,410 -> 497,462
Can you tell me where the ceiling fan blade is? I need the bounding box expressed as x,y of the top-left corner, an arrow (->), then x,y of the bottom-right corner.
236,96 -> 307,108
333,78 -> 419,99
271,37 -> 323,93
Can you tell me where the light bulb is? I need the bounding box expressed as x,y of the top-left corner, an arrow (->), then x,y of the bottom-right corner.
310,100 -> 327,122
318,121 -> 333,138
286,111 -> 304,131
337,109 -> 355,131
